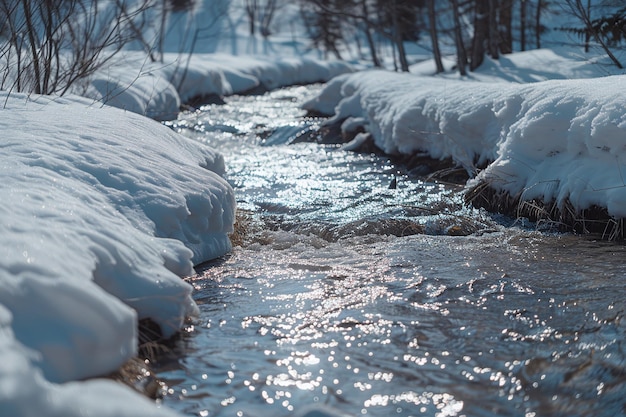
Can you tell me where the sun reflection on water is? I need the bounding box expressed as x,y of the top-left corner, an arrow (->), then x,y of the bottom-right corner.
157,86 -> 626,417
156,231 -> 626,417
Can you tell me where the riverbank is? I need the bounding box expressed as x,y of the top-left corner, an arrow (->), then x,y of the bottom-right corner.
83,52 -> 353,121
0,55 -> 351,416
303,65 -> 626,239
2,45 -> 625,415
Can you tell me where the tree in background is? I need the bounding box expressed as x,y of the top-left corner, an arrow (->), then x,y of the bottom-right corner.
245,0 -> 258,35
470,0 -> 520,69
470,0 -> 491,69
300,0 -> 347,59
356,0 -> 382,67
499,0 -> 513,53
517,0 -> 550,50
244,0 -> 283,37
376,0 -> 425,71
450,0 -> 469,75
559,0 -> 624,68
4,0 -> 621,96
427,0 -> 444,73
299,0 -> 427,71
0,0 -> 154,95
535,0 -> 544,48
297,0 -> 545,74
520,0 -> 527,50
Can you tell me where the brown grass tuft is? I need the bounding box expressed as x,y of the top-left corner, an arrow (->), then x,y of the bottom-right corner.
107,357 -> 166,399
466,179 -> 625,240
229,209 -> 254,247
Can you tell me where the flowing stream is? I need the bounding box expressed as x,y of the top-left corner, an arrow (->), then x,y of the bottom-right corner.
159,85 -> 626,417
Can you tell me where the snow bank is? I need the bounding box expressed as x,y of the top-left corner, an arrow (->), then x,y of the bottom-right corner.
304,70 -> 513,172
84,53 -> 352,120
303,70 -> 626,221
1,90 -> 235,414
0,304 -> 180,417
2,45 -> 350,417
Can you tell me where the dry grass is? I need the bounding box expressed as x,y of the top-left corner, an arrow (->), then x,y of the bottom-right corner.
466,179 -> 625,240
137,318 -> 172,359
229,209 -> 254,247
105,318 -> 179,399
107,357 -> 166,399
228,208 -> 280,247
426,167 -> 468,184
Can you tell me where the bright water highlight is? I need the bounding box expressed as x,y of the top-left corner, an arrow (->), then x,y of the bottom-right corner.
161,85 -> 626,417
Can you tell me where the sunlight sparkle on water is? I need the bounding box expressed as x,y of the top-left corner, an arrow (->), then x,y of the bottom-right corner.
159,230 -> 626,417
157,85 -> 626,417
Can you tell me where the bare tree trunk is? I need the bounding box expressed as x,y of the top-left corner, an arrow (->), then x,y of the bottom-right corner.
427,0 -> 444,73
451,0 -> 468,75
245,0 -> 257,35
395,37 -> 409,72
364,25 -> 381,67
260,0 -> 278,38
391,0 -> 409,72
520,0 -> 527,51
21,0 -> 42,94
40,0 -> 55,94
584,0 -> 591,52
535,0 -> 542,48
471,0 -> 489,70
499,0 -> 513,53
360,0 -> 381,67
488,0 -> 499,59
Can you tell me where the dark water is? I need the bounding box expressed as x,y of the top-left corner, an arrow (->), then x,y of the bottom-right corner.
160,85 -> 626,417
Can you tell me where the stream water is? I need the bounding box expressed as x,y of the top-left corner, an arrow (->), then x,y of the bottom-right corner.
160,85 -> 626,417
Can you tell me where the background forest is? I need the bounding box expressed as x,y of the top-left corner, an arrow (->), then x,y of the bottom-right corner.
295,0 -> 626,72
0,0 -> 625,96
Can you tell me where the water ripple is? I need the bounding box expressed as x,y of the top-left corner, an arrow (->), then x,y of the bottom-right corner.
158,86 -> 626,417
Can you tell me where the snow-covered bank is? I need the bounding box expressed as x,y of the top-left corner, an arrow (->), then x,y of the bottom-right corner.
85,53 -> 352,120
2,34 -> 624,414
0,47 -> 348,416
303,70 -> 626,234
0,91 -> 235,415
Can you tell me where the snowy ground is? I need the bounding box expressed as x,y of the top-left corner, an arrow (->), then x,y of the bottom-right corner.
0,53 -> 350,415
0,91 -> 232,416
304,49 -> 626,235
3,1 -> 626,415
84,52 -> 352,121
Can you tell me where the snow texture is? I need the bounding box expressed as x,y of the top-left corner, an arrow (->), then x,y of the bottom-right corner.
84,52 -> 352,120
303,70 -> 626,218
0,303 -> 180,417
1,42 -> 350,416
0,90 -> 234,415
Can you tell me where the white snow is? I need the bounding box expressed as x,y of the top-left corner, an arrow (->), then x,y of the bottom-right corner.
0,91 -> 234,415
0,43 -> 351,417
2,0 -> 626,415
303,60 -> 626,219
84,52 -> 352,120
